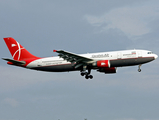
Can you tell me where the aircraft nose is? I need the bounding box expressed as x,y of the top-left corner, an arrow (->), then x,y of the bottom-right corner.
154,54 -> 158,59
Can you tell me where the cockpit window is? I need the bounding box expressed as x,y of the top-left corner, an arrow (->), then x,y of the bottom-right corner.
148,52 -> 153,54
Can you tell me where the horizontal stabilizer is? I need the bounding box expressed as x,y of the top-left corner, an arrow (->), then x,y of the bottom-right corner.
2,58 -> 26,65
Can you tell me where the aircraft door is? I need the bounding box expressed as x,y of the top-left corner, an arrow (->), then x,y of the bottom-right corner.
138,51 -> 142,57
37,59 -> 42,66
117,52 -> 122,59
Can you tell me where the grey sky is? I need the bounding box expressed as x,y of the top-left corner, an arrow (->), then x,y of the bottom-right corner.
0,0 -> 159,120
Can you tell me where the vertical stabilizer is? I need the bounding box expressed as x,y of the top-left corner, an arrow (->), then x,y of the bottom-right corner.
4,37 -> 40,61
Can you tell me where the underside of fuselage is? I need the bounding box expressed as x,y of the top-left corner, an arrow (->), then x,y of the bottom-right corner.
30,63 -> 76,72
110,57 -> 154,67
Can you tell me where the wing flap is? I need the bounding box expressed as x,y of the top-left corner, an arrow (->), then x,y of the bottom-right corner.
54,50 -> 94,69
55,50 -> 93,63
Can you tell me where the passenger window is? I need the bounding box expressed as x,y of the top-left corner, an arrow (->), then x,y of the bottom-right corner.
148,52 -> 153,54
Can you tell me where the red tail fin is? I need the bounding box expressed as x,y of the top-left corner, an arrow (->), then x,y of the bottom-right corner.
4,37 -> 40,61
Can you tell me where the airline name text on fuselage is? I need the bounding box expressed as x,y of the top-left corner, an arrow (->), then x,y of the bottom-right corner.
91,54 -> 109,58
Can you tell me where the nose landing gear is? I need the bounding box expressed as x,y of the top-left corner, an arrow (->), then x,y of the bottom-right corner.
138,65 -> 141,72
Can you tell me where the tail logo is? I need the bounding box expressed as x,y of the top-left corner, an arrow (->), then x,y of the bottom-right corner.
12,41 -> 24,61
11,44 -> 16,47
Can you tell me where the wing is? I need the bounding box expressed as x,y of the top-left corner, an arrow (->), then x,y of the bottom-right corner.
54,50 -> 94,69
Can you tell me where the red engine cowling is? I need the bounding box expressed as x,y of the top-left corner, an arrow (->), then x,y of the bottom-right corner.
97,67 -> 116,74
96,60 -> 110,68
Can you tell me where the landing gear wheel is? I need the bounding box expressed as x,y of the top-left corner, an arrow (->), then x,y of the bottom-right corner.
138,69 -> 141,72
85,75 -> 89,79
81,72 -> 85,76
80,67 -> 93,79
85,75 -> 93,79
89,75 -> 93,79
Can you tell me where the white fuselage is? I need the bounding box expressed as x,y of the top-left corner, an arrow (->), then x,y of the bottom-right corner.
26,49 -> 157,72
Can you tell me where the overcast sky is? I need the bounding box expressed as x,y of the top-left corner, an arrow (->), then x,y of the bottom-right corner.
0,0 -> 159,120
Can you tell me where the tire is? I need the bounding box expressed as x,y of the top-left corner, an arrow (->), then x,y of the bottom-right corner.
90,75 -> 93,79
138,69 -> 141,72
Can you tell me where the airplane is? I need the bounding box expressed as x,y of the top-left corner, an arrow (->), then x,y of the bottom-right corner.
2,37 -> 158,79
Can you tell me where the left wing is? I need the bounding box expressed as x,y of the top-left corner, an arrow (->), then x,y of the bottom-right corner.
54,50 -> 94,69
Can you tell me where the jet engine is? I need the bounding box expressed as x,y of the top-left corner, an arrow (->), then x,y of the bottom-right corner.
93,60 -> 110,68
97,67 -> 116,74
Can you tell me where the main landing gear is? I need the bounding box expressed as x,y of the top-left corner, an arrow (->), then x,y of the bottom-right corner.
80,66 -> 93,79
138,64 -> 141,72
81,72 -> 93,79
